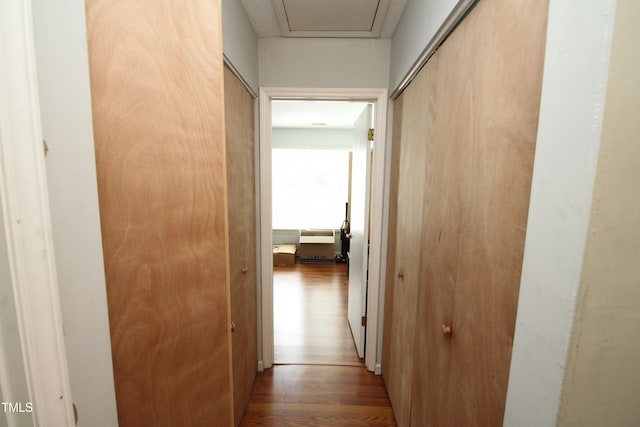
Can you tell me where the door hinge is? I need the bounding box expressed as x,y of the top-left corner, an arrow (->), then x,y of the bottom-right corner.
361,316 -> 367,327
367,128 -> 374,141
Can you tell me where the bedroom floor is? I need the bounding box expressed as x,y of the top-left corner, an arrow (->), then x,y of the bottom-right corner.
273,262 -> 361,366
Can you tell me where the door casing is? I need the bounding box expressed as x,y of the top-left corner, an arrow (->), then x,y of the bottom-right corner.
0,0 -> 74,423
258,87 -> 388,372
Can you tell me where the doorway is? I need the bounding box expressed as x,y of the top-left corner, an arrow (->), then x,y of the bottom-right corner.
258,88 -> 388,373
270,100 -> 369,366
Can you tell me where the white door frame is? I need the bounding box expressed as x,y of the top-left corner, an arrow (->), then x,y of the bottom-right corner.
258,87 -> 388,372
0,0 -> 75,424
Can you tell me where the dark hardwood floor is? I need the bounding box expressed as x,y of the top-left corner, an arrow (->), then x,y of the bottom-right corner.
239,262 -> 397,426
239,364 -> 396,426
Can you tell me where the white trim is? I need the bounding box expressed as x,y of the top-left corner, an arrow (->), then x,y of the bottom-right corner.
253,97 -> 263,368
0,0 -> 74,425
223,54 -> 258,99
364,95 -> 387,372
375,98 -> 395,374
503,0 -> 616,425
390,0 -> 476,99
258,90 -> 274,369
259,87 -> 388,372
374,363 -> 382,376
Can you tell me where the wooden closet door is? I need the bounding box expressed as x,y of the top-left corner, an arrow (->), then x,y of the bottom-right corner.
447,0 -> 548,423
381,95 -> 403,399
409,55 -> 463,425
224,66 -> 257,426
85,0 -> 233,425
406,0 -> 549,425
381,85 -> 429,427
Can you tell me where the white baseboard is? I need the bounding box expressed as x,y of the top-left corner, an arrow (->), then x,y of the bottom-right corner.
257,360 -> 264,372
374,363 -> 382,376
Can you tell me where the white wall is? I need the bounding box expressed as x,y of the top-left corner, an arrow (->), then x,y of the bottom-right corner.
0,207 -> 33,427
389,0 -> 469,92
503,1 -> 617,425
557,0 -> 640,424
222,0 -> 259,94
31,1 -> 119,425
259,38 -> 391,88
272,128 -> 353,150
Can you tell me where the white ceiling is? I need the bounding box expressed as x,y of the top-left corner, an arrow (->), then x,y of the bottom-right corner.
240,0 -> 408,38
272,101 -> 370,129
242,1 -> 406,127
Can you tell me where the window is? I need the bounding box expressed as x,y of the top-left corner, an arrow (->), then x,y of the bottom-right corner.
272,148 -> 349,230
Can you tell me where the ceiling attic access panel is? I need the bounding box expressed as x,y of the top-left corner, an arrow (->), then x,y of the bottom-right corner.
272,0 -> 391,37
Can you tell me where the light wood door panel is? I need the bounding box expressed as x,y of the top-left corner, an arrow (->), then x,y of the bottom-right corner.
384,0 -> 549,425
409,56 -> 462,426
382,82 -> 431,426
381,95 -> 403,387
438,1 -> 547,424
224,66 -> 257,426
85,0 -> 233,425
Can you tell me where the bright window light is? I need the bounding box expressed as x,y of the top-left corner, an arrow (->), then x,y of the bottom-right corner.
272,149 -> 349,230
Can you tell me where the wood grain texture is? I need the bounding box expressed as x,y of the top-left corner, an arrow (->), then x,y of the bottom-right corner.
85,0 -> 233,425
240,365 -> 396,426
410,51 -> 463,426
381,95 -> 402,385
224,65 -> 258,426
383,0 -> 549,425
274,263 -> 362,366
382,73 -> 436,426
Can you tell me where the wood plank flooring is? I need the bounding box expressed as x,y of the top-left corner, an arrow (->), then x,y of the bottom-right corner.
273,262 -> 361,366
239,262 -> 397,426
240,365 -> 396,426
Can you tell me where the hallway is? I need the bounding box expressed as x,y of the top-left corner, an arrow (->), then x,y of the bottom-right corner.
240,263 -> 396,426
240,364 -> 396,426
